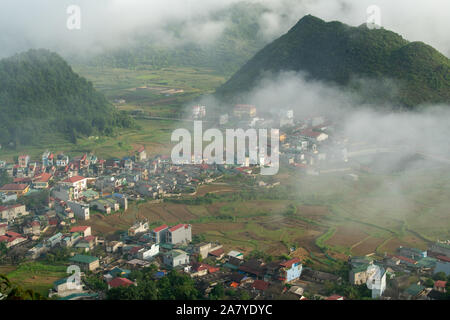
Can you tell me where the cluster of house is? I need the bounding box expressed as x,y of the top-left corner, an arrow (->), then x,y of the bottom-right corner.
348,242 -> 450,300
0,145 -> 253,251
44,218 -> 353,300
191,104 -> 343,174
51,232 -> 309,299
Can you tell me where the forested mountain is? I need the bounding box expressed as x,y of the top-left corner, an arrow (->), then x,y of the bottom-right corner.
72,2 -> 269,76
216,15 -> 450,108
0,49 -> 133,147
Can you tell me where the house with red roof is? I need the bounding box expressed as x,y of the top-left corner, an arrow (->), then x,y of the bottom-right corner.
166,223 -> 192,245
108,277 -> 135,289
70,226 -> 92,237
135,146 -> 147,162
209,247 -> 225,260
33,172 -> 53,189
279,258 -> 303,283
433,280 -> 447,293
60,176 -> 88,199
0,231 -> 27,248
190,263 -> 209,278
150,224 -> 168,243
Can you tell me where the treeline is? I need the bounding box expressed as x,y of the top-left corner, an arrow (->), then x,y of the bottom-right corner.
0,49 -> 134,147
106,268 -> 200,300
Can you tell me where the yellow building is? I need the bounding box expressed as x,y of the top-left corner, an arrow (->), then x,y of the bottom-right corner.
0,184 -> 29,197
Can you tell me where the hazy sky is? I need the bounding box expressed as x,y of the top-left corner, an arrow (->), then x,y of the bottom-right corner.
0,0 -> 449,58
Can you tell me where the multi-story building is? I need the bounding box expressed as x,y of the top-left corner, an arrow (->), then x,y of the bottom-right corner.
18,155 -> 30,168
166,224 -> 192,245
150,224 -> 168,243
42,151 -> 54,167
279,258 -> 303,283
163,249 -> 189,268
60,176 -> 88,200
69,254 -> 100,272
56,154 -> 69,167
67,201 -> 90,220
0,204 -> 29,222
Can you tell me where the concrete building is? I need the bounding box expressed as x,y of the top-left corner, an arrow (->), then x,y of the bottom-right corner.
166,224 -> 192,245
69,254 -> 100,272
137,243 -> 159,260
0,204 -> 29,222
106,241 -> 123,253
67,201 -> 90,220
70,226 -> 92,237
163,249 -> 189,268
149,224 -> 168,243
0,184 -> 29,197
279,258 -> 303,283
60,176 -> 88,200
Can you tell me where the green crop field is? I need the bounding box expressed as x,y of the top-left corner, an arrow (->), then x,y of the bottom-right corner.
5,262 -> 68,297
74,65 -> 226,117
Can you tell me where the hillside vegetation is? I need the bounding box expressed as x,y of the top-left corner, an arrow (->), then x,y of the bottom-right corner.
217,15 -> 450,108
0,49 -> 134,148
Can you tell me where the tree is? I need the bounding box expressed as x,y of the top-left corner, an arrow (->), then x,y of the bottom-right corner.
0,170 -> 12,188
433,272 -> 447,281
424,278 -> 434,288
210,284 -> 225,300
239,290 -> 251,300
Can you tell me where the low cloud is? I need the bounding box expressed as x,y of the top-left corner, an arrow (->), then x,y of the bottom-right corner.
0,0 -> 448,58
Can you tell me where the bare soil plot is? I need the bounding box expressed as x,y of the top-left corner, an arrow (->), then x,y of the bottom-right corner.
351,237 -> 386,256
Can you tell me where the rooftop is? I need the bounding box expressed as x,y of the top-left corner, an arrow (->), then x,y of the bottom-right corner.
153,224 -> 168,233
70,226 -> 90,233
70,254 -> 98,264
0,184 -> 28,191
280,258 -> 301,269
62,176 -> 86,184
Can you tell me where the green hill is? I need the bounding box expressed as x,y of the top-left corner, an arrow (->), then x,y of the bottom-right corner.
216,15 -> 450,108
0,49 -> 133,148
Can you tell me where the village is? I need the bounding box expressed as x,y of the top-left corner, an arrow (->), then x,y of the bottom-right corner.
1,104 -> 449,300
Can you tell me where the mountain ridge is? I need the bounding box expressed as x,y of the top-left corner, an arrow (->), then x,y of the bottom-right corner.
0,49 -> 133,147
216,15 -> 450,108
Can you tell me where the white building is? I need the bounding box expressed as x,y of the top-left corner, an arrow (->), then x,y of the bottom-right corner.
60,176 -> 88,200
137,243 -> 159,260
